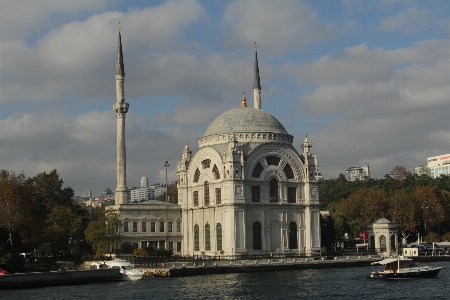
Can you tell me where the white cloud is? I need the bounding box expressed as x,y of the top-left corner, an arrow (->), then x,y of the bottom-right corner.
379,6 -> 433,34
222,0 -> 336,55
287,39 -> 450,178
0,0 -> 111,42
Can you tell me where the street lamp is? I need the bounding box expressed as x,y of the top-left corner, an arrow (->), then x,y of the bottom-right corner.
422,206 -> 428,237
164,161 -> 169,202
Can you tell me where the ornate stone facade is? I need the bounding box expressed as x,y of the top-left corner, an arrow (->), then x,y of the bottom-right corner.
177,104 -> 320,256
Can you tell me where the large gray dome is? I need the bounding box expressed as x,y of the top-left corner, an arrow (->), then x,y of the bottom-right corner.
204,107 -> 288,136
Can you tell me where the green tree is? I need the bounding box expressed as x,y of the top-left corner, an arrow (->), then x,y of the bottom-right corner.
0,171 -> 30,248
85,208 -> 122,255
45,206 -> 84,253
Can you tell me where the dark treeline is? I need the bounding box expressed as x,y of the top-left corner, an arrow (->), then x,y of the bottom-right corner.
320,173 -> 450,248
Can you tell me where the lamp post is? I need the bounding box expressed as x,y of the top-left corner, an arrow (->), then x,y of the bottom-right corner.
164,161 -> 169,202
422,206 -> 428,241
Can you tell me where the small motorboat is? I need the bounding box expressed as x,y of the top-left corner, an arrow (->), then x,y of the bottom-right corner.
105,259 -> 144,281
369,256 -> 442,279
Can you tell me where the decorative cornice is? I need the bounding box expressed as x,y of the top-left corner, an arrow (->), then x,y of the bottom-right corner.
198,132 -> 293,147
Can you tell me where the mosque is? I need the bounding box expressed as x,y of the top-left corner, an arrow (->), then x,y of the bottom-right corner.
111,28 -> 321,257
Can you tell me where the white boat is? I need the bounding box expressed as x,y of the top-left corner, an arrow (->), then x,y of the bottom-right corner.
90,259 -> 144,281
105,259 -> 144,281
369,256 -> 442,279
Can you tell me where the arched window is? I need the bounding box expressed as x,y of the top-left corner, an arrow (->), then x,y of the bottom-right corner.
284,164 -> 295,179
379,235 -> 386,252
193,191 -> 199,206
194,168 -> 201,183
252,162 -> 264,178
253,222 -> 262,250
266,156 -> 281,166
204,181 -> 210,206
212,164 -> 220,180
194,224 -> 200,251
288,222 -> 298,249
270,178 -> 278,202
202,159 -> 211,169
390,235 -> 396,252
216,223 -> 222,251
205,223 -> 210,251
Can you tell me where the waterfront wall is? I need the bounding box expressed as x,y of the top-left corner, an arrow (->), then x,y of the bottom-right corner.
142,255 -> 450,277
142,257 -> 377,277
0,269 -> 121,290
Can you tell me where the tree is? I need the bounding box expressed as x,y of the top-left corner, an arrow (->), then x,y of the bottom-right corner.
45,206 -> 84,253
389,165 -> 411,181
85,208 -> 122,255
320,213 -> 337,249
0,171 -> 30,248
21,170 -> 76,252
337,188 -> 388,232
388,189 -> 418,242
413,186 -> 445,236
167,181 -> 178,204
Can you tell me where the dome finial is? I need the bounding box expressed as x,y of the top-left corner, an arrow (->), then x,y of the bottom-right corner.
118,21 -> 121,32
241,92 -> 247,108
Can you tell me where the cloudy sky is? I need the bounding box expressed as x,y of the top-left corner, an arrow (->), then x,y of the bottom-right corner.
1,0 -> 449,196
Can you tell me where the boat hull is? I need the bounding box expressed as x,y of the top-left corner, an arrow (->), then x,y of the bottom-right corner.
370,267 -> 442,279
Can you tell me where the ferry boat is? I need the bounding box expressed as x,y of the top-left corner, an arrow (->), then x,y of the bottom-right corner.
369,256 -> 442,279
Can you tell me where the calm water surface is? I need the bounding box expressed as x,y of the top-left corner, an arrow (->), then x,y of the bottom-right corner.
3,263 -> 448,299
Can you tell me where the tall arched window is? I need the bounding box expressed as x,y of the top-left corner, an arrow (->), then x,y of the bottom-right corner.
288,222 -> 298,249
270,178 -> 278,202
253,222 -> 262,250
216,223 -> 222,251
379,235 -> 386,252
194,224 -> 199,251
390,235 -> 396,252
205,223 -> 210,251
212,164 -> 220,180
204,181 -> 210,206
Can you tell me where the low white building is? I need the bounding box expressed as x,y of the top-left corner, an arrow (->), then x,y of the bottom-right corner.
110,200 -> 182,253
346,165 -> 370,181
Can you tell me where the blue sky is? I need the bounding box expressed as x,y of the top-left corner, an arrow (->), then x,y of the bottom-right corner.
1,0 -> 449,196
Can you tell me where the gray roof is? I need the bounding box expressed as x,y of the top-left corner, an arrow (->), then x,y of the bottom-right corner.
373,218 -> 392,224
204,107 -> 288,136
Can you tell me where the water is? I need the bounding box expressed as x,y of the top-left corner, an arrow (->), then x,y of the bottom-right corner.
3,264 -> 448,299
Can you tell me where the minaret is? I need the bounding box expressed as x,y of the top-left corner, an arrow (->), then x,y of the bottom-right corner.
253,42 -> 261,109
113,24 -> 129,205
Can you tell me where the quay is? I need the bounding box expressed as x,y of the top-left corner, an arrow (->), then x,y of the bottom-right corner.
141,255 -> 450,277
0,269 -> 121,290
142,256 -> 379,277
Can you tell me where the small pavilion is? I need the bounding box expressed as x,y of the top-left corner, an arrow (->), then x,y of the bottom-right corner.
367,218 -> 398,256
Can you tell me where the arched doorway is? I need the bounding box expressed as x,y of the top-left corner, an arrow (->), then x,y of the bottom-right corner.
288,222 -> 298,249
253,222 -> 262,250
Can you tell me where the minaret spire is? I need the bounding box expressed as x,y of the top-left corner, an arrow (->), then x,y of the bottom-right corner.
116,22 -> 125,78
253,42 -> 261,109
113,24 -> 129,205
